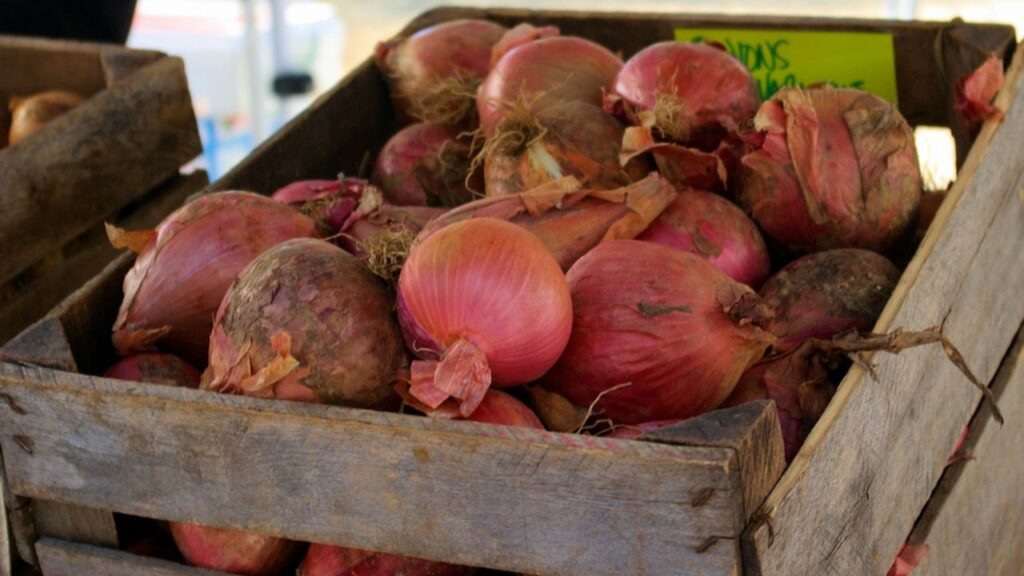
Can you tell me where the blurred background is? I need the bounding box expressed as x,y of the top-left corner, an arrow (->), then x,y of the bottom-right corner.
126,0 -> 1024,181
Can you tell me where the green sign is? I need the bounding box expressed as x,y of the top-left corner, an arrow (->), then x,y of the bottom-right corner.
674,28 -> 898,104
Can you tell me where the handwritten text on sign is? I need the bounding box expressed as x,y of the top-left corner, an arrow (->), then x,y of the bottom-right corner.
673,28 -> 898,104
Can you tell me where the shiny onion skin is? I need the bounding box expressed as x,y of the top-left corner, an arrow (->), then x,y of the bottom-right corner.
8,90 -> 86,145
760,249 -> 899,352
376,19 -> 506,126
637,188 -> 770,288
203,238 -> 405,406
398,218 -> 572,416
477,36 -> 622,137
372,122 -> 479,206
543,240 -> 774,425
170,522 -> 302,575
104,353 -> 200,388
607,419 -> 682,440
740,87 -> 922,254
299,543 -> 475,576
112,192 -> 316,366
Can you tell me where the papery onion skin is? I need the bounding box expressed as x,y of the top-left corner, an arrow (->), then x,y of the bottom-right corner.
8,90 -> 86,145
543,240 -> 774,425
740,87 -> 922,254
478,36 -> 622,136
372,122 -> 479,206
607,419 -> 682,440
955,54 -> 1005,136
203,238 -> 405,407
298,543 -> 475,576
637,188 -> 770,288
376,19 -> 506,126
170,522 -> 302,576
609,42 -> 759,148
112,191 -> 317,366
398,218 -> 572,415
760,249 -> 899,352
104,353 -> 200,388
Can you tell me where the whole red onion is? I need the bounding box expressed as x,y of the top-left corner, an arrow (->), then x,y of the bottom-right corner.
637,188 -> 770,288
111,192 -> 316,365
398,218 -> 572,416
607,419 -> 682,440
104,353 -> 200,388
299,543 -> 474,576
542,240 -> 774,425
478,36 -> 622,137
761,249 -> 899,352
376,19 -> 506,125
372,122 -> 479,206
170,523 -> 301,575
203,238 -> 405,406
608,42 -> 759,149
740,87 -> 922,253
419,174 -> 677,270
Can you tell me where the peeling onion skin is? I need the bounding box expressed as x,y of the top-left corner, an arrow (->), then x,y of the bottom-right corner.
104,353 -> 200,388
203,238 -> 406,407
376,19 -> 506,126
372,122 -> 479,206
543,240 -> 774,425
112,192 -> 317,366
170,523 -> 302,576
760,248 -> 900,352
637,188 -> 771,288
740,87 -> 922,254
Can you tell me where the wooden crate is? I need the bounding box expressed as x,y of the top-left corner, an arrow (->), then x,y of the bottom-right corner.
0,35 -> 204,345
1,8 -> 1022,576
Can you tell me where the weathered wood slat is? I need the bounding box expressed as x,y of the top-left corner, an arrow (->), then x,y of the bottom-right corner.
746,43 -> 1024,576
31,501 -> 117,551
911,325 -> 1024,575
0,56 -> 201,286
36,538 -> 228,576
0,364 -> 764,576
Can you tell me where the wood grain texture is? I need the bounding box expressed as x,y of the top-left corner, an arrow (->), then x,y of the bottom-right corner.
0,443 -> 36,568
912,325 -> 1024,576
0,171 -> 207,345
644,400 -> 785,522
0,364 -> 750,576
36,538 -> 228,576
30,502 -> 116,550
0,56 -> 200,286
746,43 -> 1024,576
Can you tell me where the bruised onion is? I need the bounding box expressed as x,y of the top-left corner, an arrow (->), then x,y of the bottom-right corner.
398,218 -> 572,416
203,238 -> 405,406
170,522 -> 301,575
376,19 -> 506,125
104,353 -> 200,388
740,87 -> 922,253
372,122 -> 479,206
637,188 -> 770,287
542,240 -> 774,424
760,249 -> 899,351
110,192 -> 316,365
8,90 -> 85,145
299,543 -> 474,576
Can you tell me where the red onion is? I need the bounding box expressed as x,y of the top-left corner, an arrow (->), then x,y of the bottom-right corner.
489,23 -> 560,67
271,177 -> 371,236
740,87 -> 922,253
888,543 -> 929,576
542,240 -> 774,424
607,42 -> 759,193
955,54 -> 1005,136
110,192 -> 316,365
299,543 -> 474,576
104,353 -> 200,388
398,218 -> 572,416
8,90 -> 85,145
170,522 -> 301,575
607,419 -> 682,440
203,238 -> 405,407
418,174 -> 677,270
376,19 -> 506,125
372,122 -> 479,206
760,249 -> 899,351
478,36 -> 621,136
723,357 -> 809,461
637,188 -> 770,288
397,382 -> 545,428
